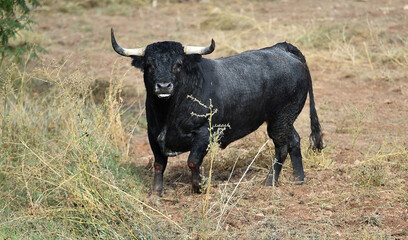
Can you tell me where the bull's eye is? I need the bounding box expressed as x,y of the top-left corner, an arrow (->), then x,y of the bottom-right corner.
173,62 -> 182,73
145,63 -> 155,73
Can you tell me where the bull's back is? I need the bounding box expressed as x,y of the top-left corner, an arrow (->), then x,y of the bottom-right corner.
202,45 -> 309,146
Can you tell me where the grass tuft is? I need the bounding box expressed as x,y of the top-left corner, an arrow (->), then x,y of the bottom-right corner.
0,60 -> 182,239
352,163 -> 387,187
200,8 -> 261,32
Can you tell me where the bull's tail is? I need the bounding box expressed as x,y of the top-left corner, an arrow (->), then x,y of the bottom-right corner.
307,73 -> 324,152
279,42 -> 324,151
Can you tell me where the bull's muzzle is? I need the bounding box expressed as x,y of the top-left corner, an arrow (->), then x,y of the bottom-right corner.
155,82 -> 174,99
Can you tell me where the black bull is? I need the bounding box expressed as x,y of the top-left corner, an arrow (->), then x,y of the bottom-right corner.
111,29 -> 324,195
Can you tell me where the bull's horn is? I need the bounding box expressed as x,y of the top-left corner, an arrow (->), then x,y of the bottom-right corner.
111,28 -> 145,57
184,39 -> 215,55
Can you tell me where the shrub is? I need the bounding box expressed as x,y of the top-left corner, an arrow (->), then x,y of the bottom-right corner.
0,0 -> 44,65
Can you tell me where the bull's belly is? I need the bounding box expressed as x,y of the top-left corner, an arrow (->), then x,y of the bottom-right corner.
165,141 -> 191,155
158,115 -> 265,155
219,120 -> 264,148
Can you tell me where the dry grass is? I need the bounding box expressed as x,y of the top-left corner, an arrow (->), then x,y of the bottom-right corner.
199,8 -> 261,32
0,60 -> 184,239
41,0 -> 150,15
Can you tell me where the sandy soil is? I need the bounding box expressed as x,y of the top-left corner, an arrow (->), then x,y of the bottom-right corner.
33,0 -> 408,238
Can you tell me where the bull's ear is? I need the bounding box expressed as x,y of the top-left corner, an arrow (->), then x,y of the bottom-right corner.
131,56 -> 143,69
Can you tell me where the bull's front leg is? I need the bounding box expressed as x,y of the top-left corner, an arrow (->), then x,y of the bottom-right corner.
148,129 -> 168,196
188,129 -> 209,193
152,153 -> 168,196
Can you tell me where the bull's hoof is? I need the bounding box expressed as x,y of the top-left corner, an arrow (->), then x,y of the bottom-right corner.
149,192 -> 161,200
192,187 -> 201,194
152,173 -> 164,196
294,177 -> 305,185
190,171 -> 202,194
147,192 -> 162,205
192,183 -> 202,194
151,190 -> 163,197
293,174 -> 305,185
294,181 -> 304,185
152,183 -> 163,197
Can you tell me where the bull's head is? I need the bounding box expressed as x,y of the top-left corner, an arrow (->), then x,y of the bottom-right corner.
111,28 -> 215,99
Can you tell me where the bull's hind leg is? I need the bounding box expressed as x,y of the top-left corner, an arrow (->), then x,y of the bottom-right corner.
288,128 -> 305,184
264,122 -> 305,185
263,122 -> 290,185
263,144 -> 288,186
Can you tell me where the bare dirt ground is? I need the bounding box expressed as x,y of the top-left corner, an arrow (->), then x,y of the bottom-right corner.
32,0 -> 408,238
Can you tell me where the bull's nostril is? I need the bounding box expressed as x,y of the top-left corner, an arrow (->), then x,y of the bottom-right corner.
156,82 -> 172,89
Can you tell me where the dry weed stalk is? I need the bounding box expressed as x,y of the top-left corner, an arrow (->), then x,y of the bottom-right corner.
347,104 -> 372,162
216,139 -> 269,231
363,42 -> 374,70
187,95 -> 230,222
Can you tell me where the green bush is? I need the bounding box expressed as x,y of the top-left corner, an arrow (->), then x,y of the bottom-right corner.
0,0 -> 44,65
